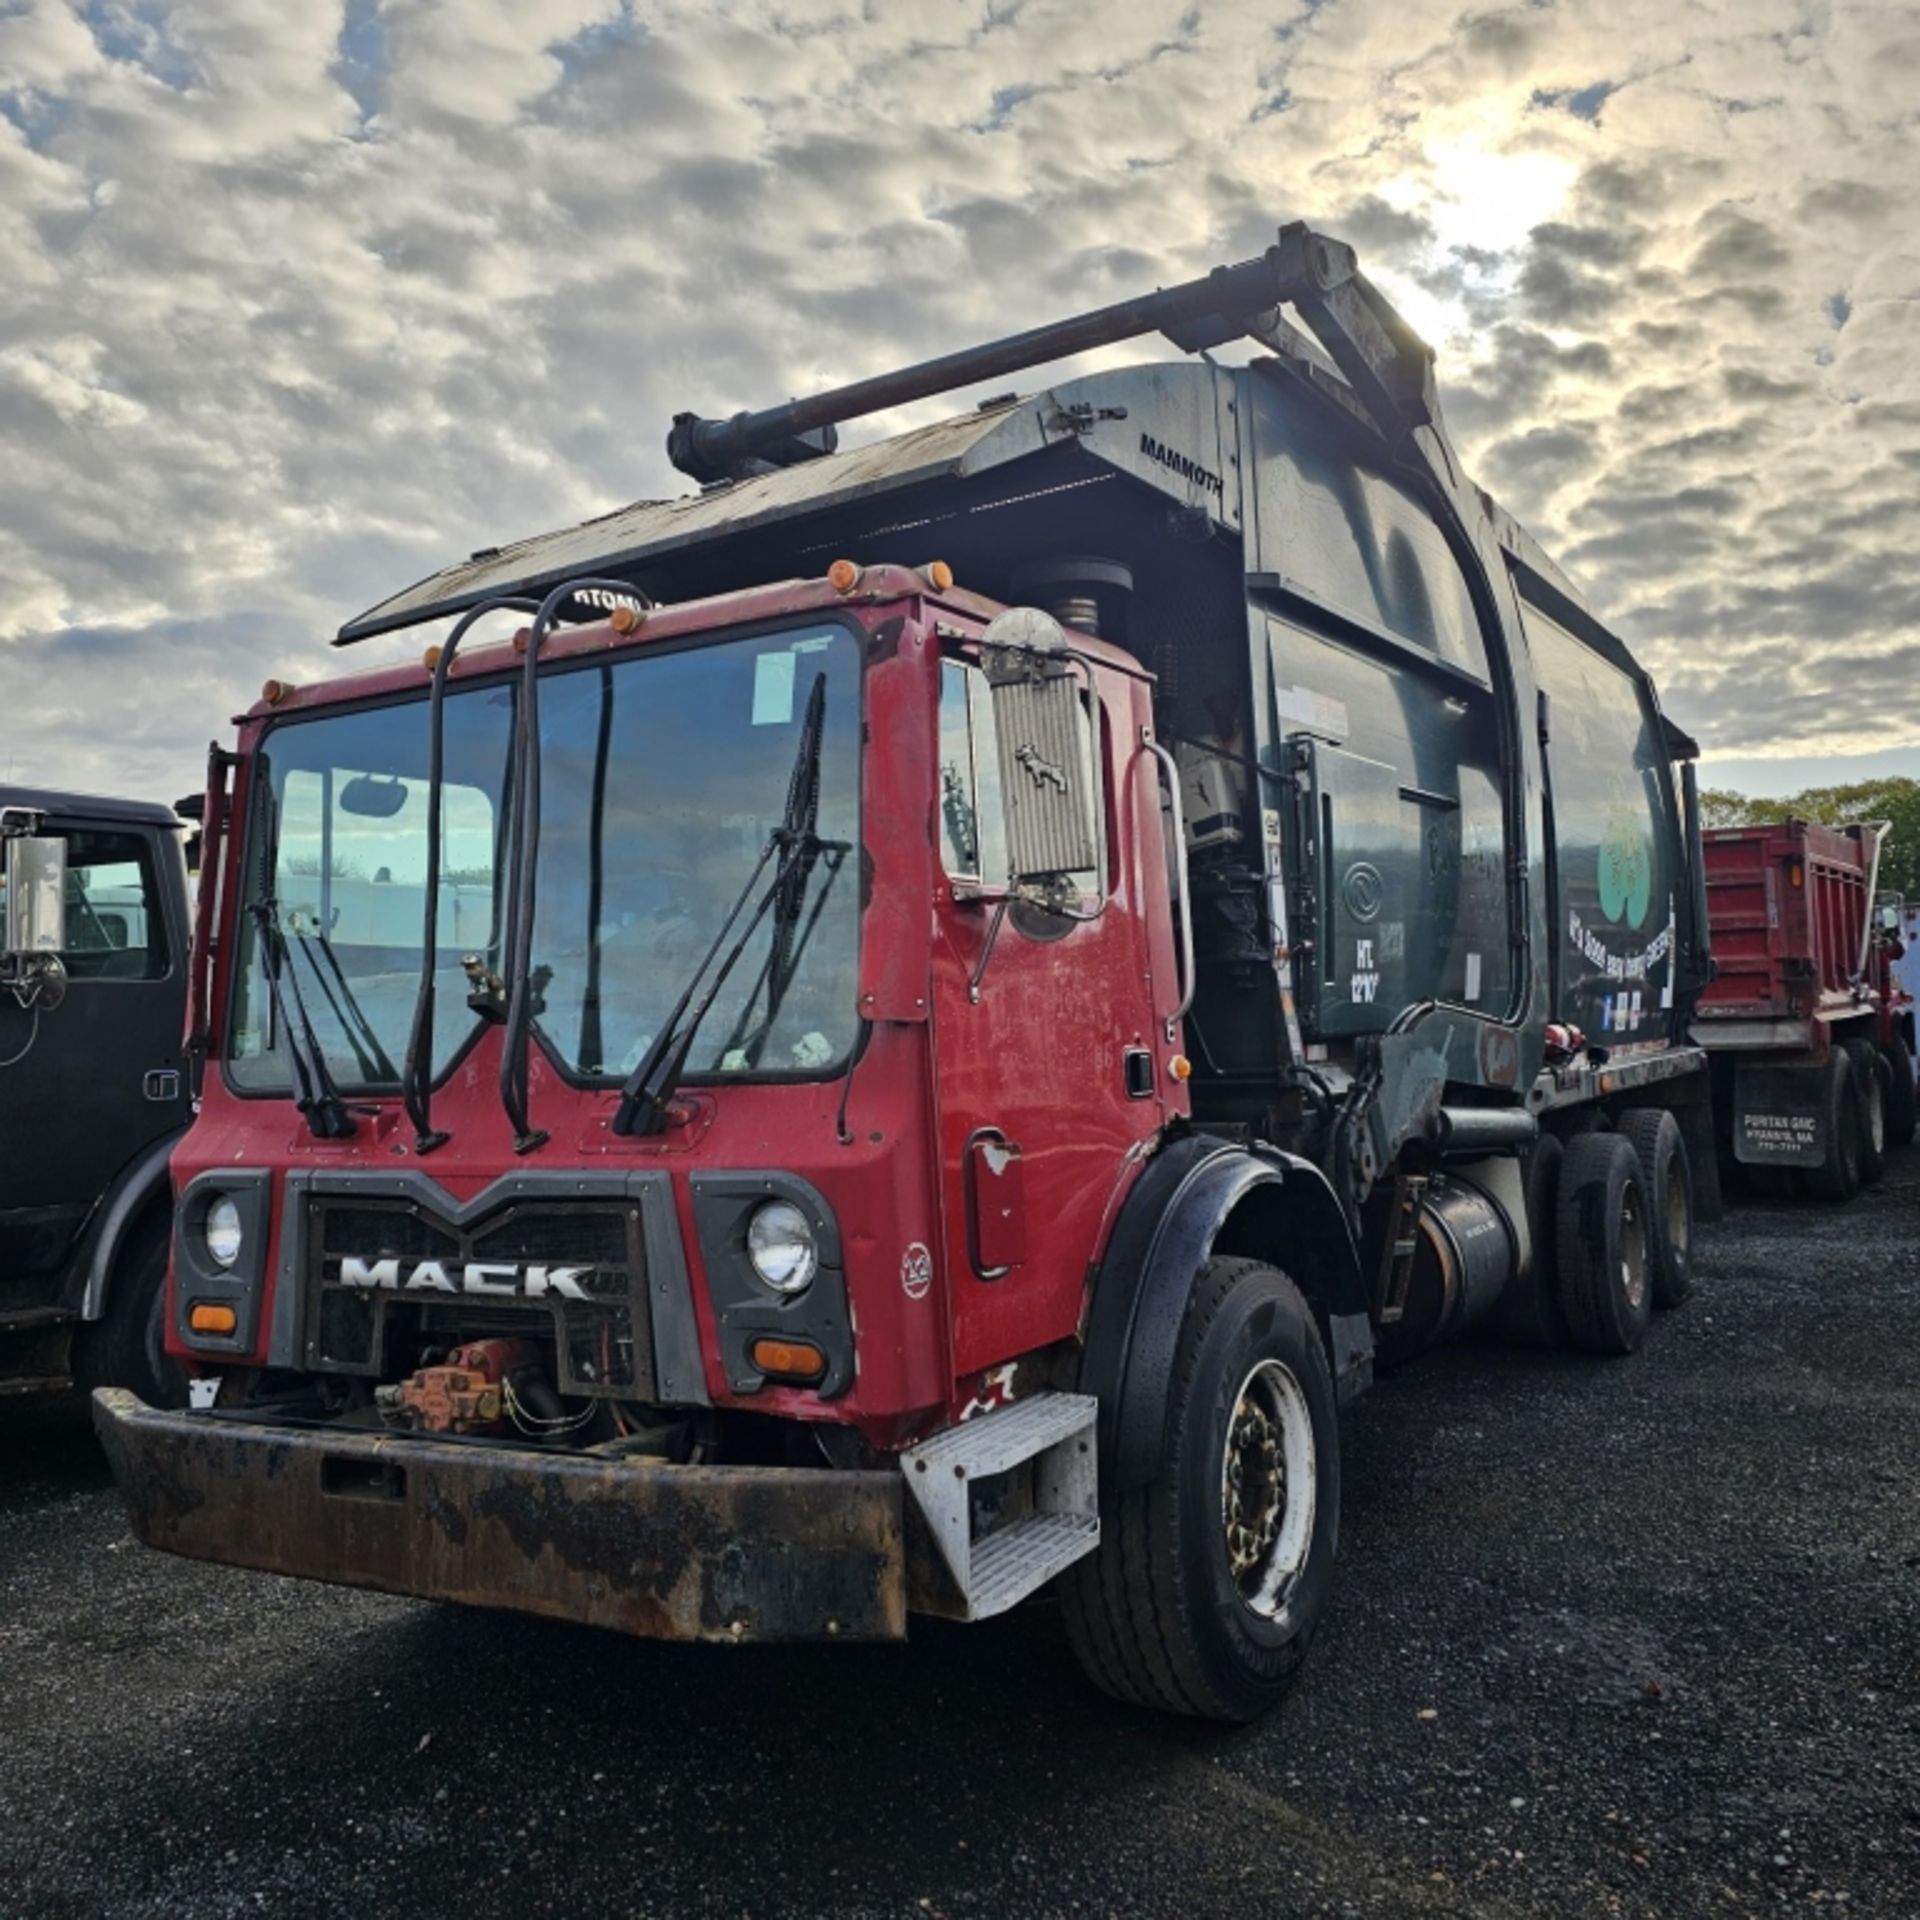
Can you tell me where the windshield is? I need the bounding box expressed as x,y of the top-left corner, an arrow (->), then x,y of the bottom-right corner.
227,622 -> 863,1094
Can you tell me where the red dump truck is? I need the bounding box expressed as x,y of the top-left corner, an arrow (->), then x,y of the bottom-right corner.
1694,820 -> 1914,1199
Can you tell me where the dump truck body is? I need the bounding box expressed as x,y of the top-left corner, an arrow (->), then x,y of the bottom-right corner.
102,226 -> 1712,1719
1693,818 -> 1911,1191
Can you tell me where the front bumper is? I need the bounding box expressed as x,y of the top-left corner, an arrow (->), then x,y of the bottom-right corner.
92,1389 -> 906,1643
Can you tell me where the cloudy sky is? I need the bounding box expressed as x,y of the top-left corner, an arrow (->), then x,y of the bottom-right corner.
2,0 -> 1916,804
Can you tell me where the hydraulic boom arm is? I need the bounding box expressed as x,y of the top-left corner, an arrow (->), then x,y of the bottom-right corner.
667,224 -> 1441,485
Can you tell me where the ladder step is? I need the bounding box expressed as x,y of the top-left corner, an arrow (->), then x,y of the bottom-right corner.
906,1391 -> 1097,1481
968,1513 -> 1100,1618
901,1392 -> 1101,1621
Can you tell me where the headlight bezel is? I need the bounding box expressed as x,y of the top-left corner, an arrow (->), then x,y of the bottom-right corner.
172,1168 -> 273,1356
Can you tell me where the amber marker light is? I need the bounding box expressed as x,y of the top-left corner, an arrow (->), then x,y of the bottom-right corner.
422,644 -> 444,672
1168,1054 -> 1193,1082
828,558 -> 861,594
1790,862 -> 1805,888
610,604 -> 643,635
512,626 -> 532,654
748,1336 -> 827,1382
260,679 -> 290,706
188,1303 -> 238,1336
925,559 -> 955,591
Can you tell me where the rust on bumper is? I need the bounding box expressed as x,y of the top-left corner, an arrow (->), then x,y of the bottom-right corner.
92,1389 -> 906,1643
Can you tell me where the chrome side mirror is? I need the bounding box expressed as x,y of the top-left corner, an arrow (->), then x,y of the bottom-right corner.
4,829 -> 67,959
982,608 -> 1100,890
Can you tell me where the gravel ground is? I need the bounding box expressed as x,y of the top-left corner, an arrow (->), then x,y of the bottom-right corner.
4,1161 -> 1918,1920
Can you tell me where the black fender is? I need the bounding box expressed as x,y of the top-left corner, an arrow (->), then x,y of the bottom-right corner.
1081,1133 -> 1370,1495
66,1129 -> 186,1321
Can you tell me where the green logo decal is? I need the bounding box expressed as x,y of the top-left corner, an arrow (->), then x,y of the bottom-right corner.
1599,782 -> 1652,929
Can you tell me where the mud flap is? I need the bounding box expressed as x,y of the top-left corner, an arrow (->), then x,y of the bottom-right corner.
1731,1064 -> 1826,1168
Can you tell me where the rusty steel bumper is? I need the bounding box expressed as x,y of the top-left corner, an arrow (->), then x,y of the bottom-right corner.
92,1389 -> 906,1643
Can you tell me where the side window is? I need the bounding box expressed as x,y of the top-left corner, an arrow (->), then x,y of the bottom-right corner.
61,831 -> 165,981
938,660 -> 1010,886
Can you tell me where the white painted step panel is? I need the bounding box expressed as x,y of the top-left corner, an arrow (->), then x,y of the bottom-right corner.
901,1392 -> 1100,1621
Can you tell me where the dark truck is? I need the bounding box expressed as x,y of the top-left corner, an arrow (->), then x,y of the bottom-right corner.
1694,818 -> 1916,1199
2,789 -> 194,1403
99,225 -> 1714,1720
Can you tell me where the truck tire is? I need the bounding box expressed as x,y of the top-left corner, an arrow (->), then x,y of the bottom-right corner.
1487,1134 -> 1566,1347
1843,1039 -> 1887,1185
1616,1109 -> 1695,1309
1554,1132 -> 1653,1355
1063,1256 -> 1340,1722
73,1215 -> 186,1410
1802,1049 -> 1862,1203
1884,1030 -> 1917,1150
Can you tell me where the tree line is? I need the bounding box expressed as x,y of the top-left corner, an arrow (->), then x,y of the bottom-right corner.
1698,777 -> 1920,901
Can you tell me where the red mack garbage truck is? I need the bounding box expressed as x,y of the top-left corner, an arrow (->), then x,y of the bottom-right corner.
97,226 -> 1714,1720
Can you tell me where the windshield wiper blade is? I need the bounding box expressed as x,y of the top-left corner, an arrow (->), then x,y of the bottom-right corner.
613,672 -> 829,1137
250,898 -> 356,1140
719,842 -> 846,1069
287,926 -> 395,1083
248,783 -> 355,1140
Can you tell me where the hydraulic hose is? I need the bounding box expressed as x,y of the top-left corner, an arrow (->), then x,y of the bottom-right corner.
402,595 -> 541,1153
497,576 -> 657,1155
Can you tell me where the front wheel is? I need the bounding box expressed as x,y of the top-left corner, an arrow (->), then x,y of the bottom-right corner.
73,1216 -> 187,1409
1064,1257 -> 1341,1721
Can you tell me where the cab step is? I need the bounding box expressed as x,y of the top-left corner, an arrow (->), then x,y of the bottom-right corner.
901,1391 -> 1099,1621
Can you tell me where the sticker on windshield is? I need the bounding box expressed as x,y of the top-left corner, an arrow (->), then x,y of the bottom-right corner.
752,650 -> 796,726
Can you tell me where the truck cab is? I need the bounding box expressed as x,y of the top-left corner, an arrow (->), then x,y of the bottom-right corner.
1,789 -> 193,1402
98,226 -> 1713,1720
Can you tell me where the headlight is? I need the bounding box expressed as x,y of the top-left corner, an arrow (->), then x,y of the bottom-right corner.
205,1195 -> 244,1270
746,1199 -> 817,1294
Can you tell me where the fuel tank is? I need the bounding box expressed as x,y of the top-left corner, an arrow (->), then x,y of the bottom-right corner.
1376,1178 -> 1515,1368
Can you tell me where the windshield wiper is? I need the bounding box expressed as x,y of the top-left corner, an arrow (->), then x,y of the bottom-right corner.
612,671 -> 832,1137
248,785 -> 356,1140
718,839 -> 846,1069
402,594 -> 540,1154
250,897 -> 356,1140
286,926 -> 396,1083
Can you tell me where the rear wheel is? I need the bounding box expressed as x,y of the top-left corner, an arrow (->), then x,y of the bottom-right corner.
73,1215 -> 187,1408
1554,1132 -> 1653,1354
1844,1038 -> 1888,1184
1802,1049 -> 1863,1202
1883,1031 -> 1917,1149
1064,1256 -> 1340,1721
1616,1109 -> 1695,1309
